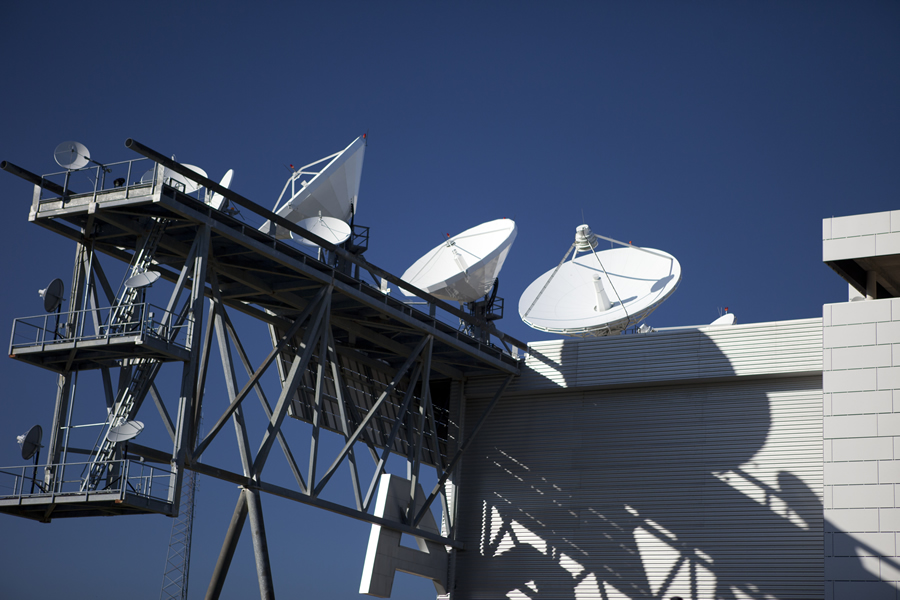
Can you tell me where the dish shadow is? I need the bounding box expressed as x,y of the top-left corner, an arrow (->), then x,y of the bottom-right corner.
453,331 -> 848,599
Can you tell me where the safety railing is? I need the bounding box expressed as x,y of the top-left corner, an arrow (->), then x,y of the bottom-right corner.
0,459 -> 174,504
33,156 -> 209,206
10,303 -> 192,353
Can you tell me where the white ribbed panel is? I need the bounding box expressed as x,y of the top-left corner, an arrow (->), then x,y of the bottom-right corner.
467,318 -> 822,397
454,376 -> 823,599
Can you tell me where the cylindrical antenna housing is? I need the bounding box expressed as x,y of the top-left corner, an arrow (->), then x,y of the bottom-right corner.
575,224 -> 598,252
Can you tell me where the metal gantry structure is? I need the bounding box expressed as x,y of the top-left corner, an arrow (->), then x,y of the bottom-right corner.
0,139 -> 524,598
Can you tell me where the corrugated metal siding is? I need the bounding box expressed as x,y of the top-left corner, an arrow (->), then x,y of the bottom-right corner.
466,318 -> 823,397
454,367 -> 823,598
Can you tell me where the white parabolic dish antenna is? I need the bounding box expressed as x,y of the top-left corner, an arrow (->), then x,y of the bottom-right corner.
519,225 -> 681,336
401,218 -> 517,303
292,215 -> 352,247
107,420 -> 144,443
208,168 -> 234,210
261,136 -> 366,239
54,141 -> 91,170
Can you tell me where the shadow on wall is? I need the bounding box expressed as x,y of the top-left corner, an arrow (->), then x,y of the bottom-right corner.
453,332 -> 868,599
825,519 -> 900,600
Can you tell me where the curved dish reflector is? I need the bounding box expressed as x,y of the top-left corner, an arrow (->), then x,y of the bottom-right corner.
107,420 -> 144,443
262,136 -> 366,239
519,245 -> 681,336
710,312 -> 736,326
169,164 -> 208,194
208,169 -> 234,210
292,216 -> 351,247
54,141 -> 90,170
125,270 -> 161,289
142,165 -> 209,194
401,218 -> 517,303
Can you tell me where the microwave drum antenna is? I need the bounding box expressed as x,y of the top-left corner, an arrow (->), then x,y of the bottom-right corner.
18,425 -> 43,461
39,278 -> 65,312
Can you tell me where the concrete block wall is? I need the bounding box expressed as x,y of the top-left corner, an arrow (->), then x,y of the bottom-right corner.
823,210 -> 900,262
824,297 -> 900,599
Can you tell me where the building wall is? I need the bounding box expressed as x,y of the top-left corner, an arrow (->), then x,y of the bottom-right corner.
824,297 -> 900,599
454,320 -> 824,599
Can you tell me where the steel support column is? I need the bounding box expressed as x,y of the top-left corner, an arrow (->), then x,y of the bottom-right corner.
205,491 -> 249,600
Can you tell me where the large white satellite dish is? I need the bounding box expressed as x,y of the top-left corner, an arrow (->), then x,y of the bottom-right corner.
260,136 -> 366,239
207,168 -> 234,210
292,215 -> 352,247
519,224 -> 681,336
401,218 -> 517,303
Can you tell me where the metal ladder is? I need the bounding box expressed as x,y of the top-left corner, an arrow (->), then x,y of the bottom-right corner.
82,219 -> 168,491
109,219 -> 169,329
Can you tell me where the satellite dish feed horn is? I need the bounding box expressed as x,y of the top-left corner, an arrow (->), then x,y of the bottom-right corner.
592,274 -> 612,312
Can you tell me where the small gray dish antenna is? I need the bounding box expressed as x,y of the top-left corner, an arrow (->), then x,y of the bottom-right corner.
125,271 -> 161,289
54,141 -> 91,171
107,420 -> 144,443
39,278 -> 65,312
18,425 -> 42,461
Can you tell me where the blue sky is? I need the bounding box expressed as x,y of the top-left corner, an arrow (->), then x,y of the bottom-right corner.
0,2 -> 898,598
